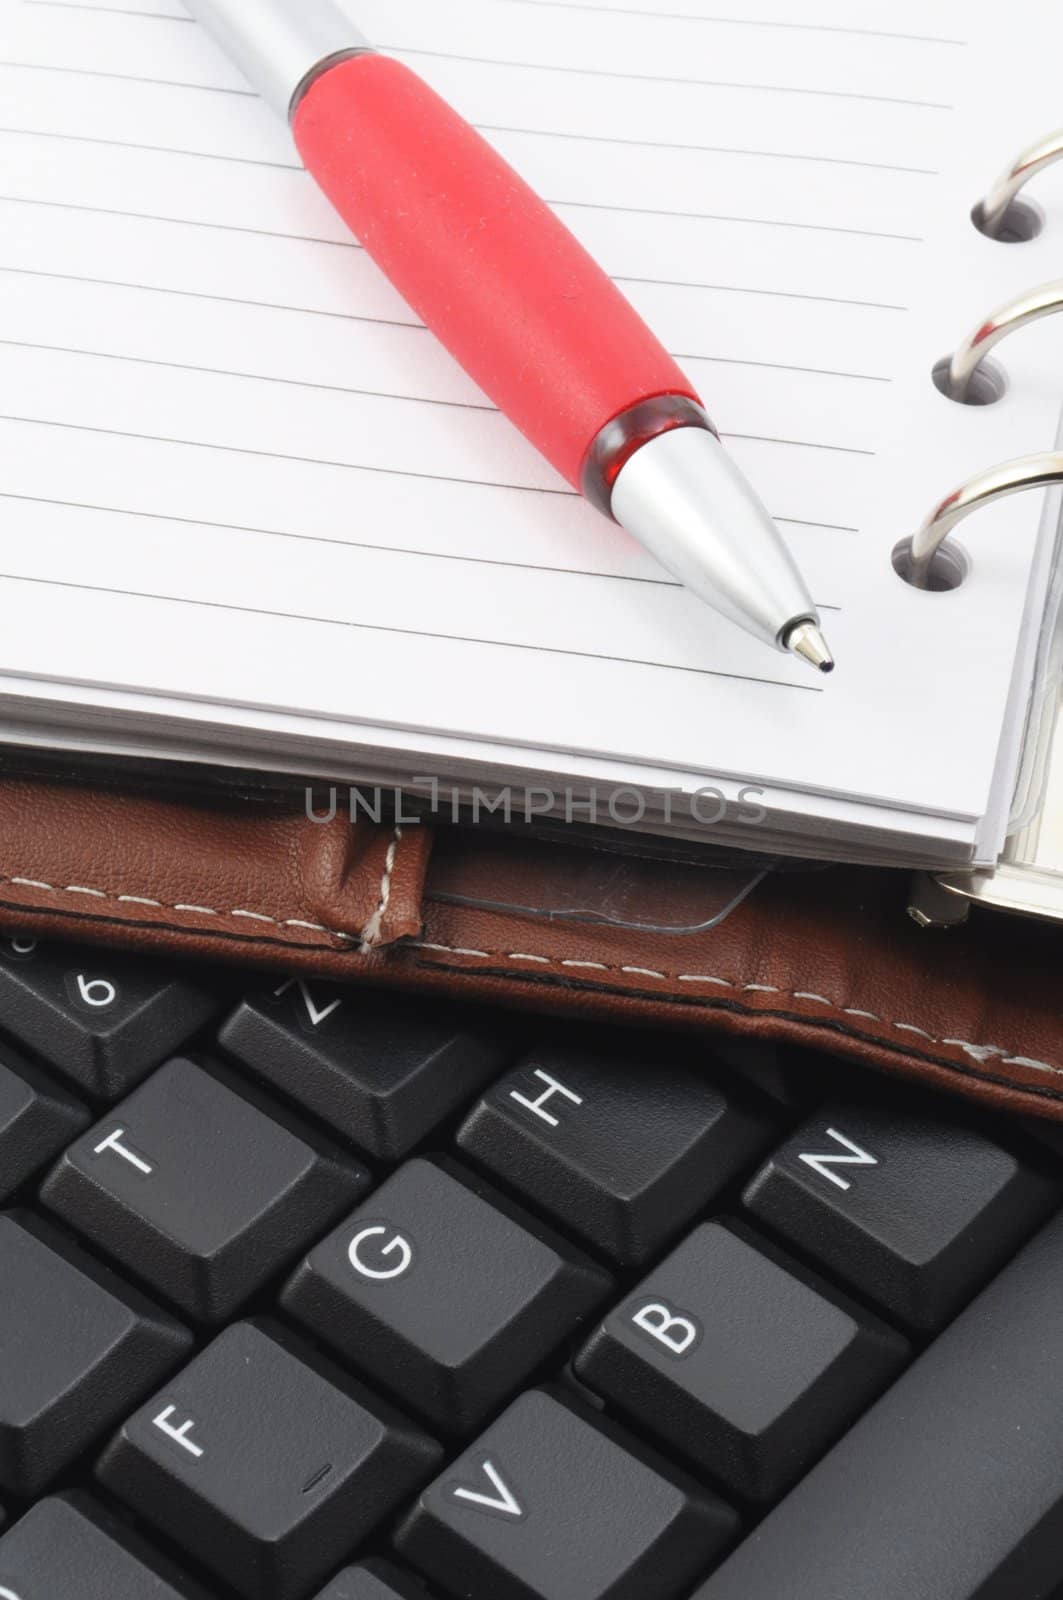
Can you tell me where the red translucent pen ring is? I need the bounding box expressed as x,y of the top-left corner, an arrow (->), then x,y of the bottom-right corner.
581,395 -> 718,519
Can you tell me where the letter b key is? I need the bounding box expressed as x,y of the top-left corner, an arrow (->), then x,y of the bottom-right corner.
631,1300 -> 700,1356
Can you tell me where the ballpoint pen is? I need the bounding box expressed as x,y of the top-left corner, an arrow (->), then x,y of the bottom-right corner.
183,0 -> 834,672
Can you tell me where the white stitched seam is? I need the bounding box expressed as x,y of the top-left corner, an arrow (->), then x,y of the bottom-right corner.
5,872 -> 1054,1077
417,941 -> 492,958
359,824 -> 403,953
408,939 -> 1062,1077
942,1038 -> 1008,1064
1,872 -> 357,943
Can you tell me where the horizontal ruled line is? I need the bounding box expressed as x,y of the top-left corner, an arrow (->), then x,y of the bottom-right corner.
723,430 -> 874,457
23,0 -> 188,13
0,191 -> 361,252
0,411 -> 576,496
3,40 -> 951,114
380,43 -> 954,110
776,515 -> 857,535
0,490 -> 678,583
0,491 -> 846,604
0,267 -> 894,382
0,199 -> 909,308
0,337 -> 496,413
0,48 -> 952,112
677,350 -> 889,383
546,194 -> 921,242
0,58 -> 256,96
0,125 -> 305,172
493,0 -> 967,45
0,128 -> 921,242
0,262 -> 421,331
615,271 -> 905,310
0,570 -> 824,694
476,123 -> 939,176
0,341 -> 879,456
18,0 -> 967,52
23,0 -> 966,43
0,106 -> 943,182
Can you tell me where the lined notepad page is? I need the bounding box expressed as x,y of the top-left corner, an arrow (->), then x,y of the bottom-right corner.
1,0 -> 1062,858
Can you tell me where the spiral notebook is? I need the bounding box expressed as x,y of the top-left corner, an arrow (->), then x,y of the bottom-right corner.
0,0 -> 1061,870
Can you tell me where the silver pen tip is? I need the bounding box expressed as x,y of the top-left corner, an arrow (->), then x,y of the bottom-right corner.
785,620 -> 835,674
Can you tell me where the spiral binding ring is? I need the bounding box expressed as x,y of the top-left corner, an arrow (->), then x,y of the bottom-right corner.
943,279 -> 1063,402
975,127 -> 1063,238
902,453 -> 1063,589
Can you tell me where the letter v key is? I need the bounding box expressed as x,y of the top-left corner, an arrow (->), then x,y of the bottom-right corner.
451,1458 -> 524,1520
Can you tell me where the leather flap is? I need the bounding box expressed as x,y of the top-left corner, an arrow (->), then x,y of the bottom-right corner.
1,773 -> 1062,1126
0,777 -> 431,954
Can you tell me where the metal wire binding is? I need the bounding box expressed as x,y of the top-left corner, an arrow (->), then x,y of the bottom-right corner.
944,280 -> 1063,402
975,128 -> 1063,238
904,453 -> 1063,589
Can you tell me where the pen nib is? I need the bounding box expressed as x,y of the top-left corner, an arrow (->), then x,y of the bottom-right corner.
786,620 -> 835,674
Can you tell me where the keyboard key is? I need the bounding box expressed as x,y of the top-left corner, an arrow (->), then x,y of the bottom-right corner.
313,1560 -> 433,1599
457,1046 -> 775,1265
693,1209 -> 1063,1600
0,935 -> 218,1099
575,1219 -> 908,1502
41,1057 -> 369,1321
743,1101 -> 1060,1330
0,1045 -> 90,1200
0,1492 -> 211,1600
97,1318 -> 441,1600
0,1210 -> 191,1495
396,1387 -> 737,1600
282,1156 -> 612,1433
220,981 -> 509,1159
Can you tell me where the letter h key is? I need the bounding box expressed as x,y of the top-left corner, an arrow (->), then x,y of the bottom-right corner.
458,1048 -> 775,1266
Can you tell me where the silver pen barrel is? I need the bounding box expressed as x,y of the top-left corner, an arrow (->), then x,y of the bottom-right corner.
182,0 -> 371,119
587,404 -> 830,665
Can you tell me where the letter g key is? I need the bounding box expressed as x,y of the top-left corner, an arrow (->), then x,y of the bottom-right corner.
348,1224 -> 414,1281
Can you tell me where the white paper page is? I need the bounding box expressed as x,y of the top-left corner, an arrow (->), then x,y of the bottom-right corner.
0,0 -> 1061,841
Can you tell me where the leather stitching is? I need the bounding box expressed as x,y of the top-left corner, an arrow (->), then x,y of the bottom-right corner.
408,954 -> 1063,1109
2,825 -> 411,948
410,940 -> 1063,1080
2,874 -> 1057,1092
358,824 -> 404,953
1,873 -> 359,945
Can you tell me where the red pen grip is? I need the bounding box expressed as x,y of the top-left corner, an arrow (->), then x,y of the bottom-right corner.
293,54 -> 699,488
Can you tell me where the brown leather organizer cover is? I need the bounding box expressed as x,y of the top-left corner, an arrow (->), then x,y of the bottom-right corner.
0,773 -> 1060,1122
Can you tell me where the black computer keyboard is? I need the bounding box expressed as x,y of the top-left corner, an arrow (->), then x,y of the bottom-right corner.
0,928 -> 1061,1600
